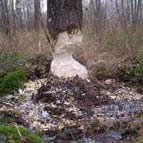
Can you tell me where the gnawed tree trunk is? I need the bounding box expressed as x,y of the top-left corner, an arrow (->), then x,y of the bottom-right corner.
34,0 -> 105,103
47,0 -> 88,79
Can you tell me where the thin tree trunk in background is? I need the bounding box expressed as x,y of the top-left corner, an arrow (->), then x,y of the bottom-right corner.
121,0 -> 126,28
34,0 -> 41,31
34,0 -> 41,52
9,0 -> 15,34
12,0 -> 16,33
0,0 -> 11,38
136,0 -> 142,24
116,0 -> 122,28
16,0 -> 22,30
131,0 -> 134,26
139,0 -> 142,25
27,1 -> 33,30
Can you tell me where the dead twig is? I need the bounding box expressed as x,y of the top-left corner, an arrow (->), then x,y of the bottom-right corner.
40,17 -> 55,57
15,123 -> 22,139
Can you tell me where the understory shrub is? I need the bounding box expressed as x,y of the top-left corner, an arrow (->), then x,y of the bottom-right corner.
0,70 -> 27,95
0,50 -> 23,76
0,36 -> 25,76
120,65 -> 143,83
116,64 -> 143,93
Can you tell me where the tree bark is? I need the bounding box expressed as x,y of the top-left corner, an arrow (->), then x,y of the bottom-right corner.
47,0 -> 83,39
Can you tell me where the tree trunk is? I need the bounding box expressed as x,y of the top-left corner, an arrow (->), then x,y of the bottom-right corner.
47,0 -> 88,79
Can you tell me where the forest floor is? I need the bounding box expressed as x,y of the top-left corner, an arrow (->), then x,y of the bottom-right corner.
0,49 -> 143,143
0,75 -> 143,143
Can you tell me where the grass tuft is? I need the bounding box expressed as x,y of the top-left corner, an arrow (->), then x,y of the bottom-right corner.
0,125 -> 45,143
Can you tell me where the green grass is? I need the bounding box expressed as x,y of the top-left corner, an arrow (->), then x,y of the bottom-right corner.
0,70 -> 27,95
116,64 -> 143,93
128,65 -> 143,76
0,125 -> 45,143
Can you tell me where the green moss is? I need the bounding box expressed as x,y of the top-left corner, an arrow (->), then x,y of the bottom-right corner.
135,139 -> 142,143
0,70 -> 27,95
0,125 -> 45,143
